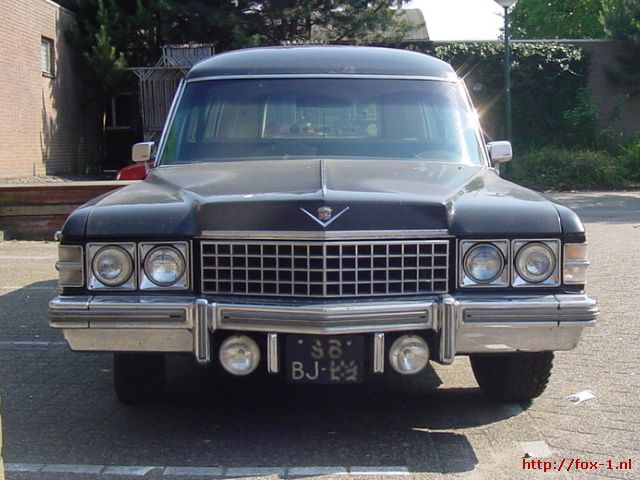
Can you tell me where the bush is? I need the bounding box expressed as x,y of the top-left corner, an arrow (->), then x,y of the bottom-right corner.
504,147 -> 628,190
619,134 -> 640,183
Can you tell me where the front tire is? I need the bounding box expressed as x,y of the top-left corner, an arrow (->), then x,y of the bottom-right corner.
470,352 -> 554,402
113,352 -> 166,404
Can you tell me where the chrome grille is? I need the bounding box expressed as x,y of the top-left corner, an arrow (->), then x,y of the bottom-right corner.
201,240 -> 449,297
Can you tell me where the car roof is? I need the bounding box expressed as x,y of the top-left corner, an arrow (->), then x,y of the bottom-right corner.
187,46 -> 456,80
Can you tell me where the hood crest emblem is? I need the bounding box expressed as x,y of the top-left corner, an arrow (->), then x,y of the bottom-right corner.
300,206 -> 350,228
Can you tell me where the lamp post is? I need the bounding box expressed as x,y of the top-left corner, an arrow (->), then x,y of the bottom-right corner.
495,0 -> 517,141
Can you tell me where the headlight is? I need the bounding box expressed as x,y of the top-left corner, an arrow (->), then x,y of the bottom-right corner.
143,246 -> 186,287
463,244 -> 504,283
515,243 -> 555,283
92,246 -> 134,287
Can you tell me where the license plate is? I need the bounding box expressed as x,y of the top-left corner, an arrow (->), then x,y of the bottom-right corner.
286,335 -> 364,384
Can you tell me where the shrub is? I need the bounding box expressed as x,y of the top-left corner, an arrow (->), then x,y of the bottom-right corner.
619,134 -> 640,183
504,147 -> 628,190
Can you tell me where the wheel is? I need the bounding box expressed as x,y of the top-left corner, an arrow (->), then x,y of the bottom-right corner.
470,352 -> 554,402
113,352 -> 166,404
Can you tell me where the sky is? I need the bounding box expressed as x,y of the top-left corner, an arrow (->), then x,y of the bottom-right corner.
408,0 -> 506,41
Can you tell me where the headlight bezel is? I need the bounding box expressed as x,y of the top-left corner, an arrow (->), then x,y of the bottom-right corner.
512,239 -> 561,287
87,243 -> 137,290
459,240 -> 509,287
139,242 -> 190,290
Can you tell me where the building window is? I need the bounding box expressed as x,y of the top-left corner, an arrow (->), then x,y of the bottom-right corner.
41,37 -> 55,77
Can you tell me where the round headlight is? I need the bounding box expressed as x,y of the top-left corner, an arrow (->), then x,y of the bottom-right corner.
143,246 -> 186,287
92,246 -> 133,287
463,244 -> 504,283
515,243 -> 555,283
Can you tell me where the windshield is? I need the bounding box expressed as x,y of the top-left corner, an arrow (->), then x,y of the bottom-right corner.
160,78 -> 485,165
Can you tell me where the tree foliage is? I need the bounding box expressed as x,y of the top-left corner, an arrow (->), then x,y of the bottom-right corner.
59,0 -> 408,94
509,0 -> 606,39
600,0 -> 640,95
241,0 -> 408,45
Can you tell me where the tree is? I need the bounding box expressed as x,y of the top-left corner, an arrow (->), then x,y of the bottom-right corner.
600,0 -> 640,95
509,0 -> 606,39
240,0 -> 409,45
59,0 -> 249,94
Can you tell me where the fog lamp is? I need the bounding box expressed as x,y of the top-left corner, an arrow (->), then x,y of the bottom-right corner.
219,335 -> 261,376
389,335 -> 429,375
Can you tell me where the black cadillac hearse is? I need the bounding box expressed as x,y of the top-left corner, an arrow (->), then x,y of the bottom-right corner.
49,46 -> 598,404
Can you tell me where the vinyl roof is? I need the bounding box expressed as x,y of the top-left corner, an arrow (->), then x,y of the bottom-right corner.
187,46 -> 455,80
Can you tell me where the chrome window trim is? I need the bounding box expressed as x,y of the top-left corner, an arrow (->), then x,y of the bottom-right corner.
86,243 -> 137,291
458,239 -> 510,288
200,230 -> 452,240
512,239 -> 561,288
138,241 -> 191,290
186,74 -> 458,83
56,245 -> 84,287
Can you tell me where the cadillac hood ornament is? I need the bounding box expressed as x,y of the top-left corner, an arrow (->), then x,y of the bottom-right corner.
300,206 -> 350,227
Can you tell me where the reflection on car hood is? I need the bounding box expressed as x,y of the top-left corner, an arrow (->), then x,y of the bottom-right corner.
71,159 -> 565,238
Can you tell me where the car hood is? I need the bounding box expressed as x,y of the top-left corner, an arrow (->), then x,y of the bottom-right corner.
69,159 -> 567,239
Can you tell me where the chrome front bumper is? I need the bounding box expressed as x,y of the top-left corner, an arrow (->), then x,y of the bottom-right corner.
48,293 -> 598,365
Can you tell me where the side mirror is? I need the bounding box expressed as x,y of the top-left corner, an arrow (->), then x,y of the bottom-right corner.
487,141 -> 512,164
131,142 -> 155,163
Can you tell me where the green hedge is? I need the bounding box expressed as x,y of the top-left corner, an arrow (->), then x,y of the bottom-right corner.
619,134 -> 640,183
504,147 -> 628,190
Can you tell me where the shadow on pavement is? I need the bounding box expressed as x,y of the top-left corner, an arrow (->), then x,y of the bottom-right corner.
0,279 -> 526,475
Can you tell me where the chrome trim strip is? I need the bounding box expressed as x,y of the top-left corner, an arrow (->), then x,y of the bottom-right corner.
199,230 -> 451,240
195,299 -> 210,364
186,74 -> 456,83
439,296 -> 456,364
67,310 -> 188,329
320,158 -> 327,196
216,301 -> 434,335
267,333 -> 279,374
373,333 -> 385,373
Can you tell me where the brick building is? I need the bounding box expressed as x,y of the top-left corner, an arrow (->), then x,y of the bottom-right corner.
0,0 -> 100,178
